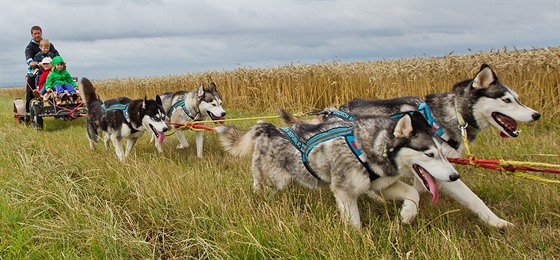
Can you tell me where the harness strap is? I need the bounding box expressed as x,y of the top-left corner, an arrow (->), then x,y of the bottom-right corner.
390,103 -> 460,150
280,126 -> 380,182
321,110 -> 357,121
167,99 -> 200,120
104,103 -> 131,123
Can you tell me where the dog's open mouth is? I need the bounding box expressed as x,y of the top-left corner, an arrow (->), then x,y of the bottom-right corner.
207,111 -> 225,124
491,112 -> 519,138
150,124 -> 167,144
413,164 -> 439,204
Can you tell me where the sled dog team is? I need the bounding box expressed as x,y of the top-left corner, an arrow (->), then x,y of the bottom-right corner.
81,64 -> 541,229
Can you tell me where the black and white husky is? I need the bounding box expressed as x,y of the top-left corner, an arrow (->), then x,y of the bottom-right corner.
154,82 -> 226,157
283,64 -> 541,228
216,111 -> 459,228
81,78 -> 168,161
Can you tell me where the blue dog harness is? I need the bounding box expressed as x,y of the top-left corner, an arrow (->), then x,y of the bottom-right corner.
103,103 -> 131,123
390,103 -> 460,149
280,126 -> 380,182
320,110 -> 357,121
167,99 -> 200,120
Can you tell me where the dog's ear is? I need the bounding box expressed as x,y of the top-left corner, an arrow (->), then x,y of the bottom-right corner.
472,64 -> 497,89
394,113 -> 413,138
155,95 -> 162,105
197,84 -> 205,98
209,82 -> 217,92
410,110 -> 431,132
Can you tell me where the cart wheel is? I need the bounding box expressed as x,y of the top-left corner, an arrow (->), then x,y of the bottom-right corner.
30,103 -> 43,130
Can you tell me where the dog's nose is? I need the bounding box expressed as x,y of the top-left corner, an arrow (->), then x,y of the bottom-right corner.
163,127 -> 168,132
532,113 -> 541,121
221,112 -> 226,117
449,173 -> 460,182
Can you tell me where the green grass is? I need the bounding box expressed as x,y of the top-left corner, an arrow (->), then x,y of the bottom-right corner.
0,91 -> 559,259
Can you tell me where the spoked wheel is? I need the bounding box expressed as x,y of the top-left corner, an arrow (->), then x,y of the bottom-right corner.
30,103 -> 43,130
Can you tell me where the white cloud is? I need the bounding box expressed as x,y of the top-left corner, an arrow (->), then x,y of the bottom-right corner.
1,0 -> 558,87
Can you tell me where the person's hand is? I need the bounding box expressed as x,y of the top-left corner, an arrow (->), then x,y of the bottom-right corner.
29,61 -> 37,68
46,88 -> 52,93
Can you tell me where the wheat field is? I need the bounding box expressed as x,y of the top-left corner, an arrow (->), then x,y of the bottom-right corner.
0,47 -> 559,259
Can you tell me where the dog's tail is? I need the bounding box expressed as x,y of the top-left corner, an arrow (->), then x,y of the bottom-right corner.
215,125 -> 256,157
278,109 -> 328,126
80,77 -> 100,105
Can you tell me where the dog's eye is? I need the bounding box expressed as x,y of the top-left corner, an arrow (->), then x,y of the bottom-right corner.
425,152 -> 434,158
502,98 -> 511,103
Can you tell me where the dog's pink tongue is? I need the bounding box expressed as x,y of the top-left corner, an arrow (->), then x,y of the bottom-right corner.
500,132 -> 510,138
424,172 -> 439,204
157,131 -> 167,144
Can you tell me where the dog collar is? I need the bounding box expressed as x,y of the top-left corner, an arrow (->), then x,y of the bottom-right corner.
390,103 -> 460,150
280,126 -> 380,182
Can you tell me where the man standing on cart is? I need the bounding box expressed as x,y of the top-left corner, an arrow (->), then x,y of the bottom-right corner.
24,25 -> 59,121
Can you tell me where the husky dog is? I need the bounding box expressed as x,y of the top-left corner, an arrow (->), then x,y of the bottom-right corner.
282,64 -> 541,228
155,82 -> 226,157
216,111 -> 459,228
82,78 -> 168,161
81,78 -> 109,150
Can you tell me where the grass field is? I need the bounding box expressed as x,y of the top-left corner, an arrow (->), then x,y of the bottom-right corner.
0,48 -> 559,259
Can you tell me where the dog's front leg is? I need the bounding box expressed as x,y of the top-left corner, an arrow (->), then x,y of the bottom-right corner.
124,138 -> 138,159
175,129 -> 190,149
379,180 -> 419,224
111,134 -> 125,161
103,133 -> 110,149
332,188 -> 361,229
195,131 -> 204,157
438,180 -> 513,228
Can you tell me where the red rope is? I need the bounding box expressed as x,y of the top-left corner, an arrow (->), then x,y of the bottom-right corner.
167,122 -> 215,131
447,157 -> 560,174
45,99 -> 86,118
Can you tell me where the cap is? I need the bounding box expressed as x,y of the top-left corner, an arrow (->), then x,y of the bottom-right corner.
41,57 -> 52,64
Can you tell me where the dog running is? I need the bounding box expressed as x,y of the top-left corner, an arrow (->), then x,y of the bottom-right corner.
154,82 -> 226,157
216,111 -> 459,228
281,64 -> 541,228
81,78 -> 168,161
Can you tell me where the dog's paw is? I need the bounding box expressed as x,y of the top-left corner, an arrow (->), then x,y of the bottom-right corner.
490,218 -> 514,228
176,144 -> 189,149
400,204 -> 418,224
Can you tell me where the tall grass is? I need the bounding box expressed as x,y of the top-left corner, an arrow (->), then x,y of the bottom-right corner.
0,47 -> 558,258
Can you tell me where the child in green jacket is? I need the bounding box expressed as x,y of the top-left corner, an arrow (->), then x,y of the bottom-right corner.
43,56 -> 78,103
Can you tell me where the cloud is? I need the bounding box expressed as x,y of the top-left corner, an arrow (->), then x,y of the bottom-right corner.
1,1 -> 558,87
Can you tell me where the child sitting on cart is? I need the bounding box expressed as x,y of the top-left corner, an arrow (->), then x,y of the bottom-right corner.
42,56 -> 79,104
33,57 -> 53,98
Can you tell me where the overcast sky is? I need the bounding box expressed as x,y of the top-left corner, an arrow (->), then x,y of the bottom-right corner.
1,0 -> 559,88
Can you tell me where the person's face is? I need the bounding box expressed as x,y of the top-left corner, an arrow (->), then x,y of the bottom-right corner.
39,45 -> 49,54
42,62 -> 52,70
55,63 -> 65,70
31,29 -> 42,42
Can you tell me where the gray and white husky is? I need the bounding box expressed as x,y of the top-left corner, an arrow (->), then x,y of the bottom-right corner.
216,111 -> 459,228
81,78 -> 168,161
154,82 -> 226,157
283,64 -> 541,228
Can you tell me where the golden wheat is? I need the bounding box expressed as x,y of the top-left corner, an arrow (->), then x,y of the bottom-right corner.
3,47 -> 559,120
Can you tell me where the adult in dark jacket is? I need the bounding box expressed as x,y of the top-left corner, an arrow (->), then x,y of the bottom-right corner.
24,25 -> 59,116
